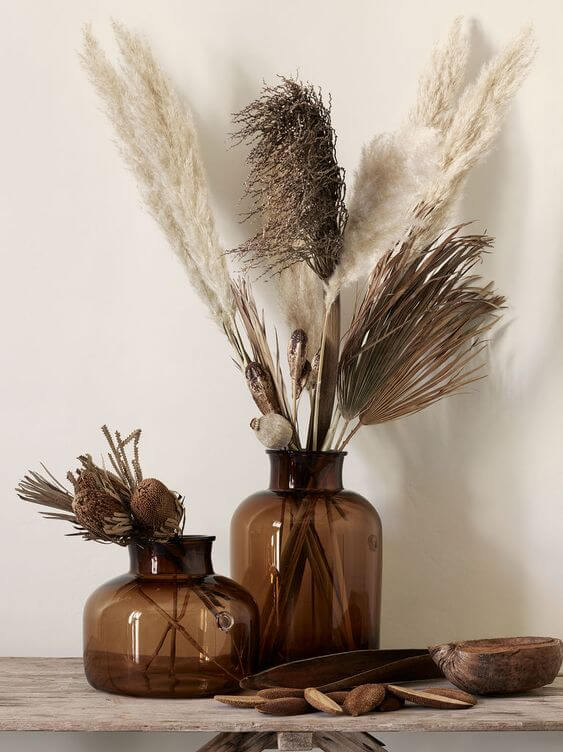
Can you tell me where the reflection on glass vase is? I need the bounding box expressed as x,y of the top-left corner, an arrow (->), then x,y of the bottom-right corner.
83,535 -> 258,697
231,451 -> 382,668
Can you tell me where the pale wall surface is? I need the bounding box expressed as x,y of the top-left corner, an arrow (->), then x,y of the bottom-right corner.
1,0 -> 562,749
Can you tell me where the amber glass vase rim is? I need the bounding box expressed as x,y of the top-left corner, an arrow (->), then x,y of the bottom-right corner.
266,450 -> 347,457
128,534 -> 216,550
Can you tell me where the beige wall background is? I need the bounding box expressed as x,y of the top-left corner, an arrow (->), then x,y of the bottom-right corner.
1,0 -> 562,749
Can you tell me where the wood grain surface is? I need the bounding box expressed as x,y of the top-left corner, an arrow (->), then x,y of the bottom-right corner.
0,658 -> 562,733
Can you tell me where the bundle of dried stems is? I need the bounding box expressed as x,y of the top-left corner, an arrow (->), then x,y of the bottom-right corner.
79,19 -> 534,663
80,20 -> 534,455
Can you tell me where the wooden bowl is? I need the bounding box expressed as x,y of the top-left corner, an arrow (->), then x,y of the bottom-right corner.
429,637 -> 563,695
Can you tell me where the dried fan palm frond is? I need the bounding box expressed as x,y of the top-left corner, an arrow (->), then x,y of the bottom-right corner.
232,76 -> 347,280
337,230 -> 504,446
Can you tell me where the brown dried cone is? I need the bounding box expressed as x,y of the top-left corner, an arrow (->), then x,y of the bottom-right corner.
72,485 -> 132,540
343,684 -> 386,716
288,330 -> 308,380
130,478 -> 183,538
245,362 -> 280,415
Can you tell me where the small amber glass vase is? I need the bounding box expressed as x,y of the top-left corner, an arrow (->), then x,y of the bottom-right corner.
231,451 -> 382,668
83,535 -> 258,697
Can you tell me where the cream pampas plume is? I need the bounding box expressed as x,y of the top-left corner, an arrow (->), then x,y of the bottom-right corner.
80,23 -> 235,332
409,16 -> 470,133
411,25 -> 537,253
327,22 -> 535,301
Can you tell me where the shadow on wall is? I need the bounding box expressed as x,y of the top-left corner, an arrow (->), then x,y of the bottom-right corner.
355,22 -> 544,648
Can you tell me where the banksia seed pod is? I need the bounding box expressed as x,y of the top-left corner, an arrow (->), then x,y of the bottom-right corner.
245,362 -> 280,414
250,413 -> 293,449
72,487 -> 131,539
287,329 -> 307,382
130,478 -> 182,538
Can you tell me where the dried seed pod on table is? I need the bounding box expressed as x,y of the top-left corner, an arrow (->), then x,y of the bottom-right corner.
386,684 -> 475,709
214,695 -> 266,708
376,692 -> 405,712
343,684 -> 385,715
257,687 -> 305,699
304,687 -> 343,714
258,697 -> 315,716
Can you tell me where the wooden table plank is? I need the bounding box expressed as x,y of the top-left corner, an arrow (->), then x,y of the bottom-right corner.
0,658 -> 562,733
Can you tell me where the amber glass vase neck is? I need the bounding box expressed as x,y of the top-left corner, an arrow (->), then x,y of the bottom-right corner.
129,536 -> 215,577
267,450 -> 345,492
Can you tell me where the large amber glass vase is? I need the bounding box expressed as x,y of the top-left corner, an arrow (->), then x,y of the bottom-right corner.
84,535 -> 258,697
231,451 -> 382,668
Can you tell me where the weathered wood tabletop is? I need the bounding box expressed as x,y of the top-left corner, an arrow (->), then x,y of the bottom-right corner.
0,658 -> 561,733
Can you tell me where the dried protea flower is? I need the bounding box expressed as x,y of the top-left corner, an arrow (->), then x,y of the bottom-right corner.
72,487 -> 132,540
287,329 -> 308,382
245,362 -> 280,414
130,478 -> 183,539
250,413 -> 293,449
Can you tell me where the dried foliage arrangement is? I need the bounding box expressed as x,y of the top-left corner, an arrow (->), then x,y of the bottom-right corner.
17,426 -> 184,544
80,19 -> 534,455
79,19 -> 534,660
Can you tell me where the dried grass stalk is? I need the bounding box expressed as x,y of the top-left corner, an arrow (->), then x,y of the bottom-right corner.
410,25 -> 537,254
80,23 -> 235,331
337,230 -> 504,443
232,76 -> 347,280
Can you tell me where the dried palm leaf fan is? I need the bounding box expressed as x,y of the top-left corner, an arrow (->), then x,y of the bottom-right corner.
17,426 -> 185,544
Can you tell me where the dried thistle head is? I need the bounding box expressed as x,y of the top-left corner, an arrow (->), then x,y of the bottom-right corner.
232,76 -> 347,280
338,230 -> 505,431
